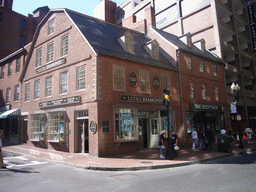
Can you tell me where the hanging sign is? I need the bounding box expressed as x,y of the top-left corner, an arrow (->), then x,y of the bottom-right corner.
153,76 -> 160,89
90,121 -> 97,134
230,102 -> 237,114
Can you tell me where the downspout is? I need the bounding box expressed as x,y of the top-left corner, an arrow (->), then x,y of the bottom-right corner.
177,50 -> 185,147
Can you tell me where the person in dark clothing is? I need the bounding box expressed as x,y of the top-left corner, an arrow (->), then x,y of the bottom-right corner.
170,130 -> 178,158
159,130 -> 166,159
198,130 -> 205,150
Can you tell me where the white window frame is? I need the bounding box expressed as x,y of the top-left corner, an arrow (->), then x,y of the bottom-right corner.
162,74 -> 171,91
25,83 -> 30,102
48,112 -> 65,142
201,82 -> 207,100
114,108 -> 139,142
113,64 -> 126,91
0,65 -> 4,79
7,62 -> 12,76
139,69 -> 150,93
189,80 -> 195,99
45,76 -> 52,97
36,48 -> 42,67
215,85 -> 220,101
125,32 -> 134,53
213,64 -> 217,76
60,71 -> 68,95
48,18 -> 55,35
14,84 -> 19,102
199,61 -> 205,73
34,80 -> 40,100
76,65 -> 86,91
6,87 -> 11,103
61,34 -> 69,57
30,114 -> 45,141
16,57 -> 21,73
185,56 -> 192,70
47,42 -> 54,63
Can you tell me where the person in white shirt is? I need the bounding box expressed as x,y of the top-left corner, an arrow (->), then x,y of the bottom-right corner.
191,128 -> 198,149
221,128 -> 226,135
245,125 -> 253,143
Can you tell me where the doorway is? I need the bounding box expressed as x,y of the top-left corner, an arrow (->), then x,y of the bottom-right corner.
139,118 -> 148,148
78,119 -> 89,153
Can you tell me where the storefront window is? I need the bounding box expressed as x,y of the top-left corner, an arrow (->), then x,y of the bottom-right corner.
115,109 -> 138,141
48,112 -> 65,142
31,114 -> 45,141
186,112 -> 194,134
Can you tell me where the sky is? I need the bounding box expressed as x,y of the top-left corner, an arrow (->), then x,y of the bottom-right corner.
13,0 -> 124,17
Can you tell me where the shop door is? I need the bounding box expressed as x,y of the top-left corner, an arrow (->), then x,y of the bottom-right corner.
139,118 -> 149,148
78,119 -> 89,153
148,118 -> 159,148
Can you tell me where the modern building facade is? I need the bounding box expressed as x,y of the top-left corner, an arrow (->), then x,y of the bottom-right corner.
0,0 -> 49,59
96,0 -> 256,132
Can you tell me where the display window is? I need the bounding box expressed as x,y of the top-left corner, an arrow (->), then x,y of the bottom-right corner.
115,109 -> 138,141
30,114 -> 45,141
48,112 -> 65,142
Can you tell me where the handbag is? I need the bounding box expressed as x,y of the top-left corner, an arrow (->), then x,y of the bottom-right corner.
174,145 -> 179,151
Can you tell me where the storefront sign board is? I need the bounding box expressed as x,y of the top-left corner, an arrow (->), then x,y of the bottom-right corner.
39,96 -> 81,108
189,103 -> 222,111
121,95 -> 163,104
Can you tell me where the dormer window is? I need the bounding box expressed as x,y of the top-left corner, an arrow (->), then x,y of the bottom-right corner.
125,32 -> 134,53
179,33 -> 192,47
117,31 -> 134,53
193,39 -> 206,52
143,40 -> 159,60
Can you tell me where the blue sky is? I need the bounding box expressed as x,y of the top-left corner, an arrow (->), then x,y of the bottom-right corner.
13,0 -> 124,17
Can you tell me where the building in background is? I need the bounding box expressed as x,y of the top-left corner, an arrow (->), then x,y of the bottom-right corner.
0,0 -> 49,60
94,0 -> 256,133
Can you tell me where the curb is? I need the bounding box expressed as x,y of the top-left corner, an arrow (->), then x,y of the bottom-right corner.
3,147 -> 256,171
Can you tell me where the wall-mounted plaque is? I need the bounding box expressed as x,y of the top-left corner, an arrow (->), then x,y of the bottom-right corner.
90,121 -> 97,134
102,121 -> 109,133
129,72 -> 138,87
153,76 -> 160,89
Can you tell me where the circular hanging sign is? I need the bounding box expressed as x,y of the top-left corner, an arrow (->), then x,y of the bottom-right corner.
153,76 -> 160,89
90,121 -> 97,134
129,72 -> 138,87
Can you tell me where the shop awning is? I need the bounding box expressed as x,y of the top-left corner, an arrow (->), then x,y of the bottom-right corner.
0,109 -> 20,119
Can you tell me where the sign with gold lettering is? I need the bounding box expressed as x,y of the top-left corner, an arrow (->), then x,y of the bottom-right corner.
36,58 -> 66,73
39,96 -> 80,108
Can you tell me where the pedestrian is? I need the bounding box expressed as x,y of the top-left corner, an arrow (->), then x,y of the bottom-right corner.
221,128 -> 226,135
170,130 -> 178,158
198,130 -> 205,150
191,128 -> 198,149
245,125 -> 253,144
159,130 -> 166,159
0,130 -> 6,169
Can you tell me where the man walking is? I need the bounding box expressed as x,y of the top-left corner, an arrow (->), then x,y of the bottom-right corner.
192,128 -> 198,149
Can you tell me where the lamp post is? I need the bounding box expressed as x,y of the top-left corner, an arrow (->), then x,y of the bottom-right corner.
231,82 -> 244,149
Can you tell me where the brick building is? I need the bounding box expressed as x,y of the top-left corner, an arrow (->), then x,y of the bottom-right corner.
95,0 -> 256,132
0,0 -> 49,59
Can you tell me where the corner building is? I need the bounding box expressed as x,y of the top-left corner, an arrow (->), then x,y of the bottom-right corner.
20,9 -> 180,156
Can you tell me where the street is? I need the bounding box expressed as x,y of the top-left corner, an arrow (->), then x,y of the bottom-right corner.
0,151 -> 255,192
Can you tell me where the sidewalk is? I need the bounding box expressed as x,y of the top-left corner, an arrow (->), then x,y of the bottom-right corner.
2,141 -> 256,171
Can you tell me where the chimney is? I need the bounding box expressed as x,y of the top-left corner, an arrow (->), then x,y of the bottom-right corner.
193,39 -> 206,52
144,6 -> 155,28
179,33 -> 192,47
93,0 -> 116,24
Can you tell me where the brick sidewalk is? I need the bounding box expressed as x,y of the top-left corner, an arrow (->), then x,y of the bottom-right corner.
2,141 -> 256,171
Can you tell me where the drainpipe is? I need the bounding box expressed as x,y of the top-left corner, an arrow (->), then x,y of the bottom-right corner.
177,50 -> 185,147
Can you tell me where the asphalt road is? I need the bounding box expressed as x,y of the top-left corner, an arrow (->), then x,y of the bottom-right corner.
0,151 -> 255,192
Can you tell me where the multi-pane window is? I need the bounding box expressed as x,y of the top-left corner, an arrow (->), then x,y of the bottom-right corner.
45,76 -> 52,97
76,65 -> 86,91
139,69 -> 150,93
14,84 -> 19,102
48,112 -> 65,142
199,61 -> 205,73
16,57 -> 21,73
61,34 -> 69,56
60,71 -> 68,94
113,64 -> 125,91
36,48 -> 42,67
215,85 -> 220,101
185,56 -> 192,70
8,62 -> 12,76
0,66 -> 4,79
189,80 -> 195,99
201,82 -> 207,100
152,42 -> 159,59
25,83 -> 30,102
34,80 -> 40,99
47,42 -> 54,63
48,18 -> 55,35
162,74 -> 171,91
213,64 -> 217,76
125,33 -> 134,53
115,109 -> 138,141
6,87 -> 11,103
31,114 -> 45,141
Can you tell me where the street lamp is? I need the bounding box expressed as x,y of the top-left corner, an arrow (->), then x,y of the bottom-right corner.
230,82 -> 244,149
